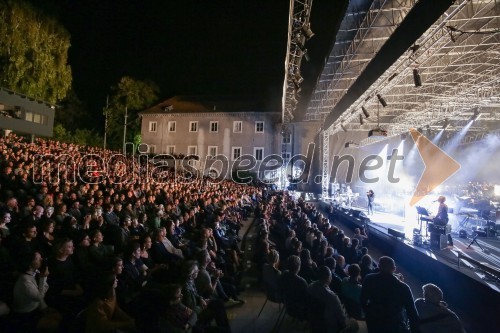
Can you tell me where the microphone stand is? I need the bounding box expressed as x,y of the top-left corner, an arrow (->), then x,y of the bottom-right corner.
466,232 -> 484,251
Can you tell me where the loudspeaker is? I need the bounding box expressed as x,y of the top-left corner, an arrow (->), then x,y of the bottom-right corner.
430,232 -> 447,250
388,228 -> 405,239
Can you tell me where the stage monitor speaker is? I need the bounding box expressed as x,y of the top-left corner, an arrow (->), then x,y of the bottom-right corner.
430,232 -> 447,250
388,228 -> 405,239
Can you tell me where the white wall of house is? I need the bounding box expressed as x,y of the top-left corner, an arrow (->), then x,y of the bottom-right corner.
141,111 -> 285,179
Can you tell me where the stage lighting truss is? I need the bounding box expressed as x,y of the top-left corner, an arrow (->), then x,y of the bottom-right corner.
321,0 -> 500,137
282,0 -> 314,127
305,0 -> 419,122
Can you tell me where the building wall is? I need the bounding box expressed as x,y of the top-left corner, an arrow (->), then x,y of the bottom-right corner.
0,89 -> 55,137
141,111 -> 281,179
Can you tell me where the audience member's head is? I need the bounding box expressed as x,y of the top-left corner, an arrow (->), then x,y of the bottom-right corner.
324,257 -> 336,271
422,283 -> 444,304
287,255 -> 301,274
378,256 -> 396,274
347,264 -> 361,281
267,249 -> 279,266
317,265 -> 332,285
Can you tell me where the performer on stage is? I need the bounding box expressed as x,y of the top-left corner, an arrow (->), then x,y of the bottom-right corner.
367,189 -> 375,215
346,185 -> 353,206
433,196 -> 449,226
434,195 -> 453,247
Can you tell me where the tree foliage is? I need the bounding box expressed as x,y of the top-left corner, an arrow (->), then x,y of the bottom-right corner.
52,123 -> 102,147
55,90 -> 90,132
106,76 -> 159,150
0,0 -> 72,103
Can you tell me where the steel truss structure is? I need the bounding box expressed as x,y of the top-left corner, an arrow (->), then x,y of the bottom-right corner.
282,0 -> 314,131
297,0 -> 500,198
305,0 -> 418,121
318,0 -> 500,138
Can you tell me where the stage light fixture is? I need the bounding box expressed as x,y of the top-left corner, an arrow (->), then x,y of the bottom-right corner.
377,94 -> 387,107
409,44 -> 420,54
302,23 -> 315,40
302,49 -> 310,62
295,72 -> 304,84
359,114 -> 364,125
388,73 -> 398,82
413,69 -> 422,87
442,118 -> 449,130
340,123 -> 347,132
471,108 -> 480,121
361,106 -> 370,118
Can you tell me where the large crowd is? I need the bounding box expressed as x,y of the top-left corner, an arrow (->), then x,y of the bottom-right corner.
0,133 -> 467,333
253,190 -> 468,333
0,134 -> 262,333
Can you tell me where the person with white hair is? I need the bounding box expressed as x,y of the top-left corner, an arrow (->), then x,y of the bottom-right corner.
415,283 -> 466,333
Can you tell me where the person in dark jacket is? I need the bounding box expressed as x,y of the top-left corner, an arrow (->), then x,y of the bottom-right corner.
360,256 -> 419,333
279,255 -> 308,321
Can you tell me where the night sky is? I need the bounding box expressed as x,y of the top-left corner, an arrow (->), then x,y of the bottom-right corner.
33,0 -> 347,119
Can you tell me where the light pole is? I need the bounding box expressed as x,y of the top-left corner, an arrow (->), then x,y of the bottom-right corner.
123,105 -> 128,153
103,96 -> 109,150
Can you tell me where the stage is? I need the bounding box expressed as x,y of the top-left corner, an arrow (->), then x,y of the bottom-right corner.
322,200 -> 500,292
320,199 -> 500,331
322,196 -> 500,331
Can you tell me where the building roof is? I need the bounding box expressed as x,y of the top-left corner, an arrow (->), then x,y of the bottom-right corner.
140,96 -> 276,115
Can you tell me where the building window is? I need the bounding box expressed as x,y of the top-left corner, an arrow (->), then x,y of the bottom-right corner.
255,121 -> 264,133
149,145 -> 156,154
210,121 -> 219,133
168,121 -> 176,132
282,152 -> 291,159
208,146 -> 218,158
167,146 -> 175,155
282,131 -> 291,144
233,121 -> 242,133
187,146 -> 197,156
254,147 -> 264,161
189,121 -> 198,132
149,121 -> 157,132
232,147 -> 242,160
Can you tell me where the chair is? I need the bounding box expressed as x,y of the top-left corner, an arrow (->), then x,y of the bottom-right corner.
305,293 -> 326,333
257,287 -> 283,318
256,276 -> 285,333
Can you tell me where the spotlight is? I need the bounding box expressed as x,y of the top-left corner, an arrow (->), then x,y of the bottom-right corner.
409,44 -> 420,54
413,69 -> 422,87
442,118 -> 449,130
377,94 -> 387,107
470,108 -> 481,121
361,106 -> 370,118
359,114 -> 364,125
388,73 -> 398,82
302,49 -> 310,62
295,35 -> 306,49
340,124 -> 347,132
295,72 -> 304,84
302,23 -> 315,40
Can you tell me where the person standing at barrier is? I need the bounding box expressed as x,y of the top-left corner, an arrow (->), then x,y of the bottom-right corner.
360,256 -> 419,333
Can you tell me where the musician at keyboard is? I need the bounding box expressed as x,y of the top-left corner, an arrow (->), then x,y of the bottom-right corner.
433,196 -> 449,227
